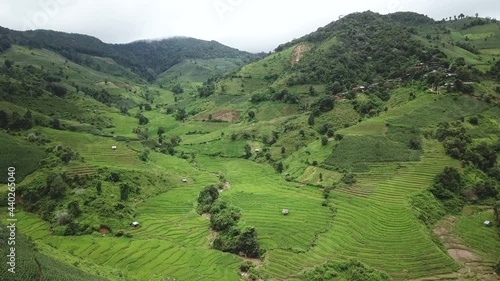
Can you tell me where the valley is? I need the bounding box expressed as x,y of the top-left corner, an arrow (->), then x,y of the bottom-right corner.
0,11 -> 499,281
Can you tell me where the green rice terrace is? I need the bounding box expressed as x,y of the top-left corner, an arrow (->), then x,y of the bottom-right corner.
1,11 -> 500,281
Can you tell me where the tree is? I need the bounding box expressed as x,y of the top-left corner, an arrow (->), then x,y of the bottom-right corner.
96,181 -> 102,195
4,59 -> 13,69
281,146 -> 286,154
197,185 -> 219,213
327,81 -> 343,95
459,13 -> 465,19
309,85 -> 317,96
475,13 -> 479,18
157,127 -> 166,136
409,137 -> 422,150
120,106 -> 129,115
475,180 -> 499,199
455,57 -> 466,67
137,113 -> 149,125
321,136 -> 329,146
342,173 -> 357,185
248,111 -> 255,119
244,144 -> 252,159
464,142 -> 497,172
176,108 -> 187,121
50,117 -> 61,129
308,113 -> 315,126
231,133 -> 237,141
119,183 -> 131,201
430,167 -> 462,199
67,201 -> 82,218
275,162 -> 284,173
46,173 -> 67,199
315,96 -> 335,112
139,149 -> 149,162
0,110 -> 8,128
172,83 -> 184,94
469,116 -> 479,126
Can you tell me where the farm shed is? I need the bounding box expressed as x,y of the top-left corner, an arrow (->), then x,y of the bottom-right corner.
181,178 -> 188,183
112,146 -> 117,150
282,209 -> 289,215
131,221 -> 140,227
484,220 -> 492,227
255,149 -> 260,153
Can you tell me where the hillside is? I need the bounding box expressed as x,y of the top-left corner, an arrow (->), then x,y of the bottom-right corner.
1,11 -> 500,281
0,27 -> 258,81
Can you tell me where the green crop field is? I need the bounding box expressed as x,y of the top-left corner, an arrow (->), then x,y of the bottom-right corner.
0,132 -> 46,183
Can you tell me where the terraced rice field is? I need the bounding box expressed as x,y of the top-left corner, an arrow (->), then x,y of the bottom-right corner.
38,127 -> 143,168
257,141 -> 461,280
17,203 -> 242,281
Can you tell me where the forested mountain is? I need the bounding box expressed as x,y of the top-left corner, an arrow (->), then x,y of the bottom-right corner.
0,27 -> 257,81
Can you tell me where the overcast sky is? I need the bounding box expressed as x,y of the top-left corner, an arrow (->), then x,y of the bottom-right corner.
1,0 -> 499,52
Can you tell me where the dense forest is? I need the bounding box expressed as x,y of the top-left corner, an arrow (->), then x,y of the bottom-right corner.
0,27 -> 257,81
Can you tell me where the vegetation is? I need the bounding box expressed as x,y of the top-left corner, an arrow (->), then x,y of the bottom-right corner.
300,259 -> 391,281
1,9 -> 500,281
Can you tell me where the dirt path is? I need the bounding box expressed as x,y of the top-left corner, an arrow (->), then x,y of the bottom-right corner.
291,44 -> 309,66
433,216 -> 499,280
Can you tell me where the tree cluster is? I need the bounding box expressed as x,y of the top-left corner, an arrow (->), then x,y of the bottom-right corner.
196,185 -> 261,258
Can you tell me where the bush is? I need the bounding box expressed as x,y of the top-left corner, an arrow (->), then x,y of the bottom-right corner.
321,136 -> 329,146
469,116 -> 479,125
240,261 -> 255,273
342,173 -> 357,185
197,185 -> 219,214
409,137 -> 422,150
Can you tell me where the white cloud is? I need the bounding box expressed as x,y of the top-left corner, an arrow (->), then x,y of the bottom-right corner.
1,0 -> 499,52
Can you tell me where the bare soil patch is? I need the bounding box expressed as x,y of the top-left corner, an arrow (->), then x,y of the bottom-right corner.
433,215 -> 499,280
291,44 -> 310,66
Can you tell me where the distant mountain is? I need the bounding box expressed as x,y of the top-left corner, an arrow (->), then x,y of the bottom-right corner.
0,27 -> 258,81
206,11 -> 498,103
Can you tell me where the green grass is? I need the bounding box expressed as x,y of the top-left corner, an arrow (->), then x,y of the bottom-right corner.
0,132 -> 47,183
453,210 -> 500,261
0,226 -> 109,281
324,135 -> 422,171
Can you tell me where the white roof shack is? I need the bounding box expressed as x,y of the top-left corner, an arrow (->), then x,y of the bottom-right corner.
255,149 -> 260,153
112,146 -> 117,150
181,178 -> 188,183
282,209 -> 289,215
484,221 -> 492,227
131,221 -> 140,227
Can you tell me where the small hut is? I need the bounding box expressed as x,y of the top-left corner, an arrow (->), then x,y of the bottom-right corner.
484,221 -> 492,227
255,149 -> 260,153
181,178 -> 188,183
112,146 -> 117,150
130,221 -> 140,227
282,209 -> 289,216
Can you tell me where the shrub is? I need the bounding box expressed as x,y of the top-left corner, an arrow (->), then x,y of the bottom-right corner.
321,136 -> 329,146
342,173 -> 357,185
240,261 -> 255,273
468,116 -> 479,125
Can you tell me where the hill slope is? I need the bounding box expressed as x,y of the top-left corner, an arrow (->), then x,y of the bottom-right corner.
0,10 -> 499,281
0,27 -> 258,81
